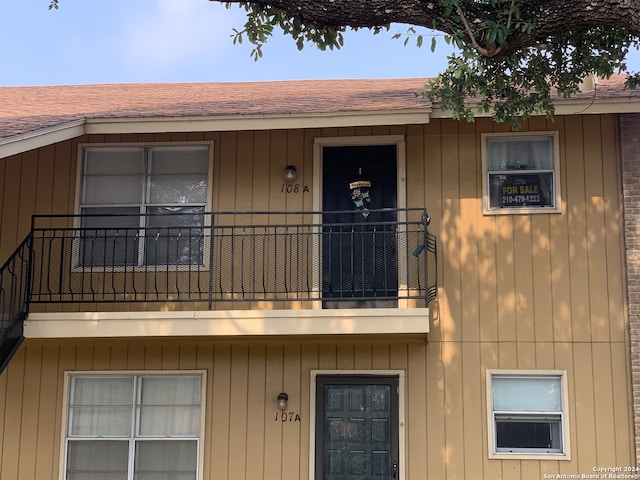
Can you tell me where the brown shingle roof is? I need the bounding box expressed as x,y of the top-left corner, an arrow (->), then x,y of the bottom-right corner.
0,78 -> 429,140
0,75 -> 638,141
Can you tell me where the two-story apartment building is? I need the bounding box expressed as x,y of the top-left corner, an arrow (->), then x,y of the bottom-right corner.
1,76 -> 639,480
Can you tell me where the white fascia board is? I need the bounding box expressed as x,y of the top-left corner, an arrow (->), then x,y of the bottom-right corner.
84,109 -> 431,134
429,98 -> 640,119
0,119 -> 86,159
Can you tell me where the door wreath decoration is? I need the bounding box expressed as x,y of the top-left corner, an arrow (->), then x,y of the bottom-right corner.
349,180 -> 372,217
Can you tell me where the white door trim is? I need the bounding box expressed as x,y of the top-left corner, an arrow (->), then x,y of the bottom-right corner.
308,369 -> 406,480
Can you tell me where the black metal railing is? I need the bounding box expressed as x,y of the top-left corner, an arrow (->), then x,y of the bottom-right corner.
0,236 -> 29,371
0,207 -> 437,372
26,208 -> 436,308
2,207 -> 438,318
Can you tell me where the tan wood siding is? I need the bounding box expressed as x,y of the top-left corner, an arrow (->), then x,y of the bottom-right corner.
0,337 -> 634,480
0,114 -> 633,478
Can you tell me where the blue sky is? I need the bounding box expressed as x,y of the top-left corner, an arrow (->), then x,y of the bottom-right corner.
2,0 -> 639,86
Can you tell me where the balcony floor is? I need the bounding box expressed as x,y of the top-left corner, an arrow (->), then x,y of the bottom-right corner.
24,307 -> 430,338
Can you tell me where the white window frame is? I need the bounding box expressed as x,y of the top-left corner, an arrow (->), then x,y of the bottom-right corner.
482,132 -> 561,215
75,142 -> 214,269
61,370 -> 206,480
486,369 -> 570,460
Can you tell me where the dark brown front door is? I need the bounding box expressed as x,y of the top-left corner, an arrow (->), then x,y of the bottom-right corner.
315,375 -> 400,480
321,145 -> 398,308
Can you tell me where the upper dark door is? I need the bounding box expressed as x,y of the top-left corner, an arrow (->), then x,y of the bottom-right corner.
315,375 -> 400,480
321,145 -> 398,308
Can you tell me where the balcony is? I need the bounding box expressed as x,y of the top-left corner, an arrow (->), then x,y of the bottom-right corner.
0,208 -> 436,363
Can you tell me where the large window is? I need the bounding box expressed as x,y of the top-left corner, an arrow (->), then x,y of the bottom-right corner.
79,145 -> 210,266
483,133 -> 560,214
486,370 -> 570,459
64,373 -> 204,480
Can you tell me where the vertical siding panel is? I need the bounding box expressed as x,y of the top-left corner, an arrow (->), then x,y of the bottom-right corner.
74,345 -> 94,370
535,341 -> 555,369
521,461 -> 540,480
583,115 -> 610,342
51,140 -> 74,226
441,119 -> 462,342
196,344 -> 215,480
498,341 -> 517,368
92,345 -> 111,370
317,344 -> 337,370
426,342 -> 446,479
246,346 -> 266,480
0,346 -> 26,480
18,346 -> 43,480
600,115 -> 626,343
532,212 -> 553,341
459,121 -> 481,342
496,216 -> 517,342
211,345 -> 232,480
235,131 -> 255,213
0,154 -> 22,257
264,345 -> 284,480
353,343 -> 372,369
389,344 -> 408,371
407,344 -> 427,480
161,344 -> 180,370
126,342 -> 146,370
481,342 -> 501,480
18,149 -> 38,239
371,344 -> 390,369
406,125 -> 426,208
269,131 -> 288,213
591,343 -> 616,466
34,345 -> 60,480
517,342 -> 536,369
461,342 -> 483,480
550,116 -> 572,342
299,343 -> 318,480
34,146 -> 56,217
565,116 -> 591,342
282,345 -> 302,480
514,215 -> 535,342
285,130 -> 305,212
424,120 -> 443,342
179,344 -> 197,369
252,131 -> 271,211
228,345 -> 249,480
302,129 -> 319,212
443,341 -> 464,480
109,343 -> 129,370
54,344 -> 78,479
476,118 -> 499,342
572,343 -> 597,473
336,344 -> 355,370
218,132 -> 238,211
143,344 -> 162,369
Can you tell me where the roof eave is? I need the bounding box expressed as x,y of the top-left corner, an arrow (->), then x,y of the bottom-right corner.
84,109 -> 432,134
428,97 -> 640,119
0,109 -> 431,159
0,119 -> 86,159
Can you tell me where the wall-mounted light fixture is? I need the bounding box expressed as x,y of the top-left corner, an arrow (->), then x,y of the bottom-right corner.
277,392 -> 289,410
283,165 -> 297,182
